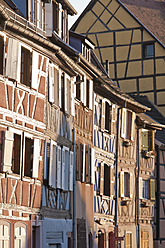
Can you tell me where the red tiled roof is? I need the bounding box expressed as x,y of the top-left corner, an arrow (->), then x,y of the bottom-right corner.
120,0 -> 165,45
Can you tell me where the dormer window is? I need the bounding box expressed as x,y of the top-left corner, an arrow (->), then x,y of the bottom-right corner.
82,43 -> 91,62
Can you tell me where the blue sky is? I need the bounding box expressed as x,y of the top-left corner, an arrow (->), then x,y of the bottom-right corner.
68,0 -> 90,28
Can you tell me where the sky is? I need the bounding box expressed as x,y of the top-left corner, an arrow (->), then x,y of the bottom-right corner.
68,0 -> 91,28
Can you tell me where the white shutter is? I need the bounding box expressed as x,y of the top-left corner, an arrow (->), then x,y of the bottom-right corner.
111,104 -> 116,135
3,131 -> 14,173
49,64 -> 54,103
6,38 -> 20,81
14,226 -> 26,248
131,112 -> 136,141
120,171 -> 124,197
100,162 -> 104,195
54,68 -> 58,106
139,177 -> 143,199
101,99 -> 106,131
71,78 -> 75,116
91,148 -> 95,184
45,3 -> 53,37
121,108 -> 127,139
64,75 -> 68,113
83,76 -> 86,106
32,138 -> 40,178
129,173 -> 133,198
82,144 -> 86,182
80,76 -> 84,103
49,141 -> 56,187
69,151 -> 74,191
56,146 -> 62,189
89,80 -> 93,110
44,141 -> 50,180
59,69 -> 62,108
61,147 -> 65,190
31,51 -> 39,90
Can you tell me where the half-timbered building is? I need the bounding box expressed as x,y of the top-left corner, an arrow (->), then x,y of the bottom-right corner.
71,0 -> 165,117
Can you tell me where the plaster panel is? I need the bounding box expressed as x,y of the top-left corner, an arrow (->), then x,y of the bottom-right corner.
129,45 -> 141,60
160,220 -> 165,238
116,46 -> 129,61
157,92 -> 165,105
116,30 -> 132,45
97,32 -> 113,46
109,64 -> 115,78
119,79 -> 137,93
100,9 -> 112,24
0,81 -> 7,109
87,34 -> 97,46
100,47 -> 114,62
117,63 -> 126,78
127,61 -> 141,77
160,181 -> 165,192
157,106 -> 165,116
92,1 -> 105,16
132,29 -> 141,43
140,92 -> 154,103
139,77 -> 153,92
156,76 -> 165,90
75,11 -> 96,34
115,7 -> 140,29
155,43 -> 165,57
143,60 -> 154,75
143,30 -> 154,42
107,0 -> 120,14
107,17 -> 124,30
156,59 -> 165,74
90,19 -> 108,33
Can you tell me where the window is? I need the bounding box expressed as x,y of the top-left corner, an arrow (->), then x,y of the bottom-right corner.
29,0 -> 45,30
142,180 -> 148,199
125,233 -> 132,248
100,163 -> 114,197
12,134 -> 21,174
120,171 -> 133,198
48,63 -> 59,106
76,142 -> 94,184
14,223 -> 27,248
142,130 -> 154,152
94,96 -> 101,128
20,47 -> 32,87
105,102 -> 111,132
24,137 -> 34,177
76,76 -> 81,101
121,108 -> 136,141
143,43 -> 154,58
61,72 -> 65,111
0,36 -> 4,75
86,79 -> 90,108
0,221 -> 10,248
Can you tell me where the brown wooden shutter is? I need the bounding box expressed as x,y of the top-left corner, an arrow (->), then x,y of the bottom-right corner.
120,171 -> 124,197
101,100 -> 105,131
149,130 -> 154,151
150,179 -> 155,200
111,104 -> 116,135
100,162 -> 104,195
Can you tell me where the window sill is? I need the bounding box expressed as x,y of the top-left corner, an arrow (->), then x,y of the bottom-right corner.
123,139 -> 132,147
121,197 -> 132,206
140,199 -> 152,207
142,150 -> 155,159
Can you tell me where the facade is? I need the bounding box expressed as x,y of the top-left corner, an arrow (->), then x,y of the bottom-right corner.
71,0 -> 165,116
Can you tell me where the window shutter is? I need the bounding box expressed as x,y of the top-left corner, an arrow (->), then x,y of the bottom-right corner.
71,78 -> 75,116
48,64 -> 54,103
110,166 -> 114,196
139,177 -> 143,199
49,141 -> 56,188
150,179 -> 155,200
3,131 -> 14,173
0,131 -> 4,168
80,77 -> 84,103
129,173 -> 133,198
82,144 -> 86,183
101,99 -> 105,131
120,171 -> 124,197
54,68 -> 58,106
131,112 -> 136,141
31,51 -> 39,90
149,130 -> 154,151
0,223 -> 10,248
121,108 -> 127,139
32,138 -> 40,178
58,69 -> 62,108
111,104 -> 116,135
142,131 -> 149,151
100,162 -> 104,195
57,146 -> 62,189
89,80 -> 93,110
69,151 -> 74,191
91,148 -> 95,184
58,3 -> 62,38
45,3 -> 53,37
6,38 -> 20,81
64,74 -> 68,113
61,147 -> 65,190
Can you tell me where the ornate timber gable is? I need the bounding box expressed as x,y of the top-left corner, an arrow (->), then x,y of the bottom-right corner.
71,0 -> 165,116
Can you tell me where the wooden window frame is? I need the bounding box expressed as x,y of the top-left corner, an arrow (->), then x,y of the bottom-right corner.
14,222 -> 27,248
23,134 -> 34,178
0,220 -> 10,248
142,179 -> 148,199
143,42 -> 154,59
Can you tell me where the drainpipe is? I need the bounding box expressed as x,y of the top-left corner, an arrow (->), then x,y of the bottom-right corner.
115,106 -> 122,248
73,129 -> 76,248
137,127 -> 140,248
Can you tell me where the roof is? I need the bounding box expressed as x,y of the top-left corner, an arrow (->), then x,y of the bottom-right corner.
71,0 -> 165,48
58,0 -> 77,15
120,0 -> 165,46
130,94 -> 165,144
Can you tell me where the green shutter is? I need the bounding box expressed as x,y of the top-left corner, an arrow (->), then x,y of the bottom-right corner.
142,131 -> 149,151
150,179 -> 155,201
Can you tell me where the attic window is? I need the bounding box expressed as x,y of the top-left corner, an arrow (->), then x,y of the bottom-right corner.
143,43 -> 154,58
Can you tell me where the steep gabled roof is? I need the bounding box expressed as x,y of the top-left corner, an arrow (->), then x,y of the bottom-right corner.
119,0 -> 165,46
71,0 -> 165,48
